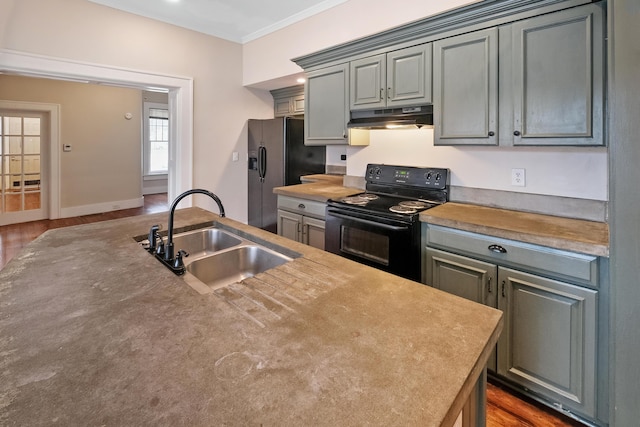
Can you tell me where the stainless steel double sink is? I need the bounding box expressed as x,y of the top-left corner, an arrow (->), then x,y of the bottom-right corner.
143,227 -> 293,294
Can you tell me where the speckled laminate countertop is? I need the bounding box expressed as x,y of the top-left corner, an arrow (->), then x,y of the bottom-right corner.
0,208 -> 502,426
275,178 -> 609,257
420,202 -> 609,257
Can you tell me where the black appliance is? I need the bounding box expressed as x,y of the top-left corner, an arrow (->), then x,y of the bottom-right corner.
325,164 -> 449,281
248,117 -> 326,233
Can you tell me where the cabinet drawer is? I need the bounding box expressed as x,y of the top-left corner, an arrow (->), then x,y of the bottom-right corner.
426,225 -> 598,287
277,196 -> 326,219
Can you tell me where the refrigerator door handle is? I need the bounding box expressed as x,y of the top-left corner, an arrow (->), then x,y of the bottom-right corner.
259,146 -> 267,182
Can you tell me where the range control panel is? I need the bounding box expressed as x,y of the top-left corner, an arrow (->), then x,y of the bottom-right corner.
366,164 -> 449,189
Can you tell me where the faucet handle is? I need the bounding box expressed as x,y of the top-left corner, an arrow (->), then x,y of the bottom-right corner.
173,249 -> 189,270
148,225 -> 161,252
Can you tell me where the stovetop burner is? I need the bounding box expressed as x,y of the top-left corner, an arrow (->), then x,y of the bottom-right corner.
327,164 -> 450,221
389,205 -> 418,214
398,200 -> 430,209
341,193 -> 379,205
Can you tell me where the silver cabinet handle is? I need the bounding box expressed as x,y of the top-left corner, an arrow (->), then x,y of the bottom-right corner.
380,88 -> 384,100
487,277 -> 492,293
488,244 -> 507,254
501,280 -> 506,298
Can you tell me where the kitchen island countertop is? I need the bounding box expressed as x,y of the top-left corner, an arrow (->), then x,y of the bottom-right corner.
0,208 -> 501,426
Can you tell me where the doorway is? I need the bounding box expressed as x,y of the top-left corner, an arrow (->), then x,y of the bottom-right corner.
0,50 -> 194,205
0,101 -> 59,226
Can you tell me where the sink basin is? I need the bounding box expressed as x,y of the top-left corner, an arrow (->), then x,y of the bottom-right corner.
185,245 -> 291,291
167,228 -> 242,257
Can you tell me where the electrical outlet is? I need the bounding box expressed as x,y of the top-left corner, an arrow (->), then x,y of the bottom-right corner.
511,168 -> 526,186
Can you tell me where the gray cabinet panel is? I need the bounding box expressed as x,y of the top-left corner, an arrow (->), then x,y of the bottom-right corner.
433,28 -> 498,145
426,224 -> 598,287
303,216 -> 325,250
426,247 -> 497,308
350,54 -> 386,110
497,267 -> 597,416
350,44 -> 432,111
277,209 -> 302,242
424,224 -> 601,421
277,196 -> 326,249
511,4 -> 604,145
387,44 -> 432,107
305,64 -> 349,145
271,85 -> 304,117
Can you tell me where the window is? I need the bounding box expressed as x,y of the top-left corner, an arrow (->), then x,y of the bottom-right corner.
143,103 -> 169,176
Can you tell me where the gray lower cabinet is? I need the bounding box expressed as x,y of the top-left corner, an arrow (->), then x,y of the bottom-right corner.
277,196 -> 325,250
350,44 -> 432,110
424,225 -> 601,422
304,64 -> 349,145
433,3 -> 604,146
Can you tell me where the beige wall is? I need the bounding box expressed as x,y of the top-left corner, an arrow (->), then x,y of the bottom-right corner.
1,0 -> 274,222
0,74 -> 142,209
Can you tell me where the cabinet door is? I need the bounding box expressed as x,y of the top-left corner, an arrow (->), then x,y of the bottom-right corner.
497,267 -> 597,418
274,98 -> 292,117
277,209 -> 302,242
302,216 -> 325,250
425,248 -> 498,370
387,44 -> 432,107
425,248 -> 497,307
350,54 -> 386,110
305,64 -> 349,145
510,4 -> 604,146
292,94 -> 305,115
433,28 -> 498,145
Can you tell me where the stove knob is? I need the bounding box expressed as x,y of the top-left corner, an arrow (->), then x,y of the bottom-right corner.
435,173 -> 441,181
375,167 -> 382,175
425,172 -> 432,180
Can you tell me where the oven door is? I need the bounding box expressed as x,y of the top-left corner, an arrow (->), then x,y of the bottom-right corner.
325,207 -> 421,281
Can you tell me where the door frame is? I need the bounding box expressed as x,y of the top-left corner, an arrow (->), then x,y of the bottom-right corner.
0,102 -> 59,222
0,48 -> 194,206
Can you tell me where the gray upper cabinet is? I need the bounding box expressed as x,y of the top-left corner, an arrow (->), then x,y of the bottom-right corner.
508,3 -> 604,146
271,85 -> 304,117
350,44 -> 432,111
433,28 -> 499,145
434,3 -> 604,146
304,63 -> 350,145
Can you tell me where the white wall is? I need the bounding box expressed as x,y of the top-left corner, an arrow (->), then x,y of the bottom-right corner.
1,0 -> 274,222
346,130 -> 607,201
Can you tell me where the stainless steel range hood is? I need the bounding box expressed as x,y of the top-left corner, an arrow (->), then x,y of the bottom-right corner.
347,105 -> 433,130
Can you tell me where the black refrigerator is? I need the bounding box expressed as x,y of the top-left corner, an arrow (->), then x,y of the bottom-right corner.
248,117 -> 326,233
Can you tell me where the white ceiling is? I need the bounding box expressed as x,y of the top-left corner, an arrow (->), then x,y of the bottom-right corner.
88,0 -> 348,44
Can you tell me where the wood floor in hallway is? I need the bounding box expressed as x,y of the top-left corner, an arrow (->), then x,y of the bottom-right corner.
0,192 -> 585,426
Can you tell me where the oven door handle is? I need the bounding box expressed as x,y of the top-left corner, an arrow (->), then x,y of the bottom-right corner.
327,211 -> 410,231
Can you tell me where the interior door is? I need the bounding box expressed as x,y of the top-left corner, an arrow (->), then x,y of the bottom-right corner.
0,112 -> 48,225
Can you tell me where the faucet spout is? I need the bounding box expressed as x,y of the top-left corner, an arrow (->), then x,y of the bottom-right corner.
164,189 -> 226,264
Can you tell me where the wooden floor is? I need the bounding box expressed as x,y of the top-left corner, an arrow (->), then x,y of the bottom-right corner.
0,193 -> 584,426
0,193 -> 168,270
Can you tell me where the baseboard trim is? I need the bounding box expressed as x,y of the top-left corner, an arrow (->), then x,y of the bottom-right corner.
142,186 -> 168,195
60,197 -> 144,218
